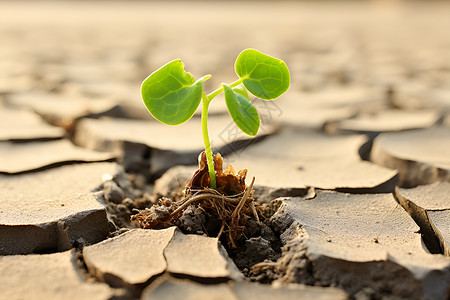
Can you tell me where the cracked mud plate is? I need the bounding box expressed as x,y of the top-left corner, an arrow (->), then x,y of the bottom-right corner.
0,162 -> 118,254
263,191 -> 450,300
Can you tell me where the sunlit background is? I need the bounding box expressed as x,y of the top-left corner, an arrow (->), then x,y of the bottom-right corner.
1,0 -> 449,158
2,1 -> 449,112
1,2 -> 449,298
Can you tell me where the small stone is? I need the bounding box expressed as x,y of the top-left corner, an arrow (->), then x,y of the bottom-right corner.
152,165 -> 195,198
122,198 -> 134,210
103,180 -> 125,204
112,167 -> 136,198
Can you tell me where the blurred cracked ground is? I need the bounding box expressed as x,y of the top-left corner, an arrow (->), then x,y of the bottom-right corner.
0,1 -> 449,300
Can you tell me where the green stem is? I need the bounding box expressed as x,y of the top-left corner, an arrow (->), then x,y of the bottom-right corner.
207,78 -> 243,101
201,90 -> 217,189
201,78 -> 243,189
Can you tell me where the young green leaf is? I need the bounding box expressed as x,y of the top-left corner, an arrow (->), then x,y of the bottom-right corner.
232,83 -> 250,100
223,83 -> 260,136
141,59 -> 210,125
235,49 -> 290,100
140,49 -> 289,190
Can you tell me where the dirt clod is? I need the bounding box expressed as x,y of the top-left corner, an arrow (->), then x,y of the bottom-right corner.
103,181 -> 125,204
175,206 -> 206,234
233,237 -> 279,270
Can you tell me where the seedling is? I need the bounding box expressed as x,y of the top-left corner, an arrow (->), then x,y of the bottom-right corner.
135,50 -> 290,246
141,49 -> 290,188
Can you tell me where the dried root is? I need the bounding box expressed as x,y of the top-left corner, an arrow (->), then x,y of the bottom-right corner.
131,152 -> 261,248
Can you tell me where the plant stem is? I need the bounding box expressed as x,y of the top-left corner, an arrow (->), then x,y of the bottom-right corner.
201,78 -> 243,189
207,78 -> 243,101
201,90 -> 217,189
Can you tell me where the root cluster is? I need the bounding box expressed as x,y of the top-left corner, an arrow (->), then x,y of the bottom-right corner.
131,152 -> 261,248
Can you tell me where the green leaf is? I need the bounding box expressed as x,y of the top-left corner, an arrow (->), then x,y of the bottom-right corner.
223,83 -> 260,136
141,59 -> 210,125
232,83 -> 250,100
235,49 -> 290,100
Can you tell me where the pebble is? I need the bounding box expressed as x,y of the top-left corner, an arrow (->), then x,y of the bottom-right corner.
103,180 -> 125,204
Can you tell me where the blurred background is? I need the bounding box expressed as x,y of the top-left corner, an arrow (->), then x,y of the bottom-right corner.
1,0 -> 449,141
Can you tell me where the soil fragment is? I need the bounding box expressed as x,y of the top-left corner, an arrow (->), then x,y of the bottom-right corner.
253,191 -> 450,300
83,228 -> 176,287
0,162 -> 116,254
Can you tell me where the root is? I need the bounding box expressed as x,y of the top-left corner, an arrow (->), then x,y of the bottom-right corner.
131,177 -> 260,248
170,192 -> 242,217
131,152 -> 261,248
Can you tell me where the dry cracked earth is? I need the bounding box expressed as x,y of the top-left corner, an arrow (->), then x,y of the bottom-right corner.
1,1 -> 450,300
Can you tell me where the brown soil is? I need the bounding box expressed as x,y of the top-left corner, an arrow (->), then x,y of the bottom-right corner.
131,152 -> 264,249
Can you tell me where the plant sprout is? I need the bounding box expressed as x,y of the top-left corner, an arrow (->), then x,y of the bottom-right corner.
141,49 -> 290,189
